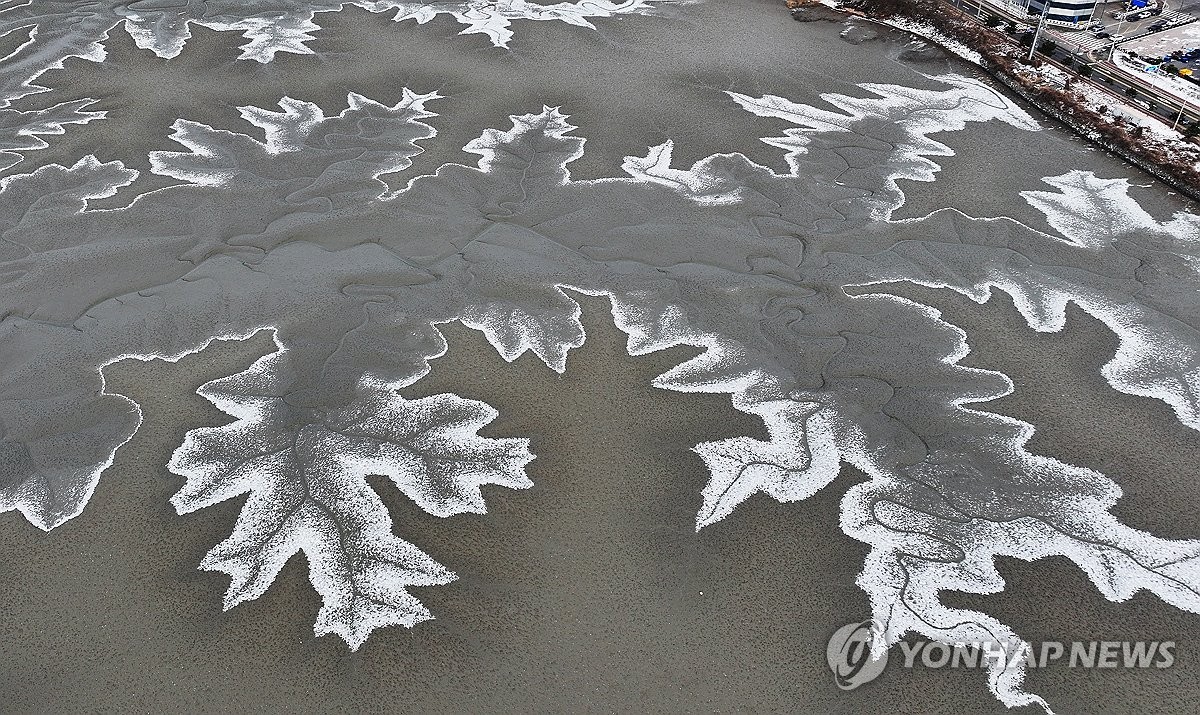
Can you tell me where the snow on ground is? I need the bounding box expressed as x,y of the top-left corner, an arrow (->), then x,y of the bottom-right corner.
1121,20 -> 1200,58
879,15 -> 986,63
1023,60 -> 1200,168
1114,51 -> 1200,103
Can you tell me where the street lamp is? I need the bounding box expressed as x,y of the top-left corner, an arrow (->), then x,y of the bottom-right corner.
1107,0 -> 1135,62
1029,1 -> 1051,61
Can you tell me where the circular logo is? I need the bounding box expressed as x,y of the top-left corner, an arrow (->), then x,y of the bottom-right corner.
826,620 -> 888,690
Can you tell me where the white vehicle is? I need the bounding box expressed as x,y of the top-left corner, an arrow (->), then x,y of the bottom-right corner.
1110,1 -> 1159,19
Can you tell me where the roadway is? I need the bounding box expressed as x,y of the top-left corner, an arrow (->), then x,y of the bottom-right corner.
944,0 -> 1200,128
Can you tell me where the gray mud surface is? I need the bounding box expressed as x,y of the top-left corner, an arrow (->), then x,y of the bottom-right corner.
2,0 -> 1200,712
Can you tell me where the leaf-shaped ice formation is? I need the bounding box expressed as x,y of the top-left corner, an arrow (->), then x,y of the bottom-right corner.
0,0 -> 682,111
1,76 -> 1199,712
663,293 -> 1200,714
378,0 -> 681,49
0,0 -> 682,176
728,76 -> 1044,220
0,89 -> 447,529
150,89 -> 440,205
169,343 -> 535,649
826,301 -> 1200,711
1021,170 -> 1200,249
0,99 -> 105,173
693,399 -> 838,529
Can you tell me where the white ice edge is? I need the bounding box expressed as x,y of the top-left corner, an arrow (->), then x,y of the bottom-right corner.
5,325 -> 287,532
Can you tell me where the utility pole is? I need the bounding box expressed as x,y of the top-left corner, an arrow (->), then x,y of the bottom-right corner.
1028,1 -> 1050,62
1172,102 -> 1186,131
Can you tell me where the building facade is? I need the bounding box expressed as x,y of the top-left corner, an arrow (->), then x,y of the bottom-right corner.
1026,0 -> 1099,25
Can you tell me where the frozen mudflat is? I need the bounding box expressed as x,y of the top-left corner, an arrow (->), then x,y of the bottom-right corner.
1,0 -> 1200,712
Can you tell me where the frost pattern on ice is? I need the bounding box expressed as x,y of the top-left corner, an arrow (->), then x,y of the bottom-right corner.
693,399 -> 838,529
0,0 -> 680,176
150,89 -> 440,197
1011,171 -> 1200,430
169,340 -> 534,649
727,76 -> 1043,219
0,0 -> 679,108
1021,170 -> 1200,249
0,99 -> 105,173
1,76 -> 1199,713
596,288 -> 1200,714
115,0 -> 681,58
